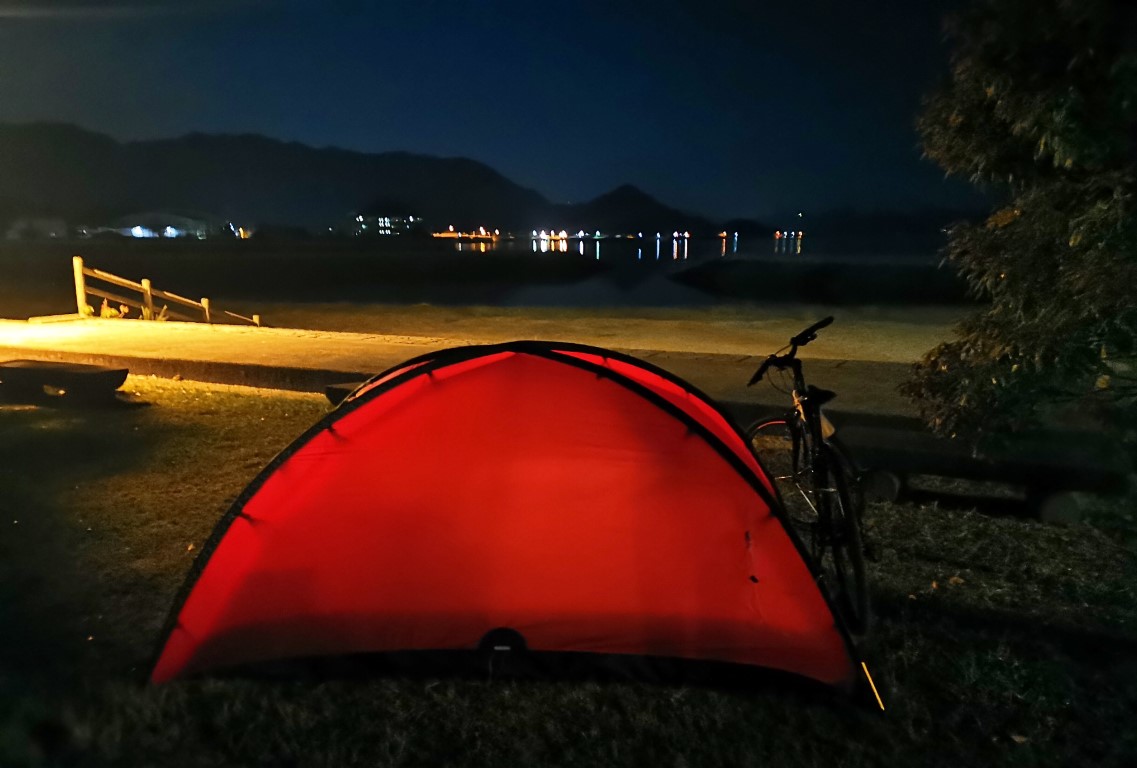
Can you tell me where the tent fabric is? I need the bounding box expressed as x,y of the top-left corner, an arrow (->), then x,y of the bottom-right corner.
151,341 -> 859,690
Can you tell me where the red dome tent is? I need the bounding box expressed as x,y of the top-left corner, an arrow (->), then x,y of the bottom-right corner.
152,341 -> 872,699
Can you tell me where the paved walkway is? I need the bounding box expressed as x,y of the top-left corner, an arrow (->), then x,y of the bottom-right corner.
0,314 -> 952,417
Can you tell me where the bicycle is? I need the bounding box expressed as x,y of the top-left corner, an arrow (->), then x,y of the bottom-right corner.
745,316 -> 871,635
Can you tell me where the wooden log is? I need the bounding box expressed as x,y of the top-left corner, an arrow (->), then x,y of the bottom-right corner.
0,360 -> 128,403
141,278 -> 155,320
72,256 -> 91,317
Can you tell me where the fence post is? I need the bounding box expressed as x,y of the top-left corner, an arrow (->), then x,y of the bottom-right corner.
201,297 -> 212,324
72,256 -> 91,317
141,278 -> 155,320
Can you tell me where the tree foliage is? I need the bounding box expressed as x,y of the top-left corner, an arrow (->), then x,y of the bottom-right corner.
905,0 -> 1137,444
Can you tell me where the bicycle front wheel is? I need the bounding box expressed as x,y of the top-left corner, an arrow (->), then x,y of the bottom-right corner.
816,444 -> 870,636
747,417 -> 819,556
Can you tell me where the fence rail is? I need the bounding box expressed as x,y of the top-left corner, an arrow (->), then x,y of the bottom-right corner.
72,256 -> 261,326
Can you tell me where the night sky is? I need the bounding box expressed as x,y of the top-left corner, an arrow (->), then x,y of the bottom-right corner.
0,0 -> 979,219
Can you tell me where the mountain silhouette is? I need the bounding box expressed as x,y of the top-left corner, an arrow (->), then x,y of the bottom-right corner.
552,184 -> 703,234
0,123 -> 712,234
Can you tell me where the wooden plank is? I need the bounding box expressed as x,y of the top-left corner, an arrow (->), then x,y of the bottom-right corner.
84,267 -> 145,292
86,285 -> 144,312
150,287 -> 204,311
223,309 -> 259,325
28,314 -> 85,324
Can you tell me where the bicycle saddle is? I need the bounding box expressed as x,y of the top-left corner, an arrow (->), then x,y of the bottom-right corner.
806,385 -> 837,406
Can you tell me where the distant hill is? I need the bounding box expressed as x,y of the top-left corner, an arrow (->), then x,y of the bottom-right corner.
789,207 -> 985,254
551,184 -> 709,235
0,123 -> 713,234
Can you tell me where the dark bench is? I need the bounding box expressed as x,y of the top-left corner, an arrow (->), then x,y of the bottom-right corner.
834,419 -> 1131,521
0,360 -> 129,403
725,403 -> 1131,519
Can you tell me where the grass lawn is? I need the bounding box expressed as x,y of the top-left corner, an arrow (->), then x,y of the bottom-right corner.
1,377 -> 1135,767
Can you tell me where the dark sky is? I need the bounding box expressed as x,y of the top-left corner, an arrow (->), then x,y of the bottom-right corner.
0,0 -> 979,219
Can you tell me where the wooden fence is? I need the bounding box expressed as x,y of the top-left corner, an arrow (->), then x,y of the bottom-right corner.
72,256 -> 261,326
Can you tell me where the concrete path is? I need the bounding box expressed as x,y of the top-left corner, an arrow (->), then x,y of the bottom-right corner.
0,312 -> 958,417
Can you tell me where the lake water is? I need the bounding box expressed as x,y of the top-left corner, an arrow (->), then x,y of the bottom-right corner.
444,235 -> 946,307
0,235 -> 952,315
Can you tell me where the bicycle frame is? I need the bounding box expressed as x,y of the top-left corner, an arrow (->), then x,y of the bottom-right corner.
746,316 -> 871,636
781,357 -> 838,509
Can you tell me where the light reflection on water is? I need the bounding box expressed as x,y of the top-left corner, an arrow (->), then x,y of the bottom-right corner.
506,235 -> 690,262
454,235 -> 934,266
721,233 -> 741,257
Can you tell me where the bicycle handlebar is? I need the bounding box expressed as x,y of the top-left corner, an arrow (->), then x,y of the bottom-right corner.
789,315 -> 834,348
747,316 -> 835,386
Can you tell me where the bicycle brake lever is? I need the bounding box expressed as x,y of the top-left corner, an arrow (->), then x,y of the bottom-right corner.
747,356 -> 773,386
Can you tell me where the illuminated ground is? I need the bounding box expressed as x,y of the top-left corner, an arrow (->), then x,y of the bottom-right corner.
0,303 -> 963,415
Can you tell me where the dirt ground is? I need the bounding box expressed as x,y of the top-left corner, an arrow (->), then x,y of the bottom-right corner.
0,302 -> 963,417
251,301 -> 965,363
